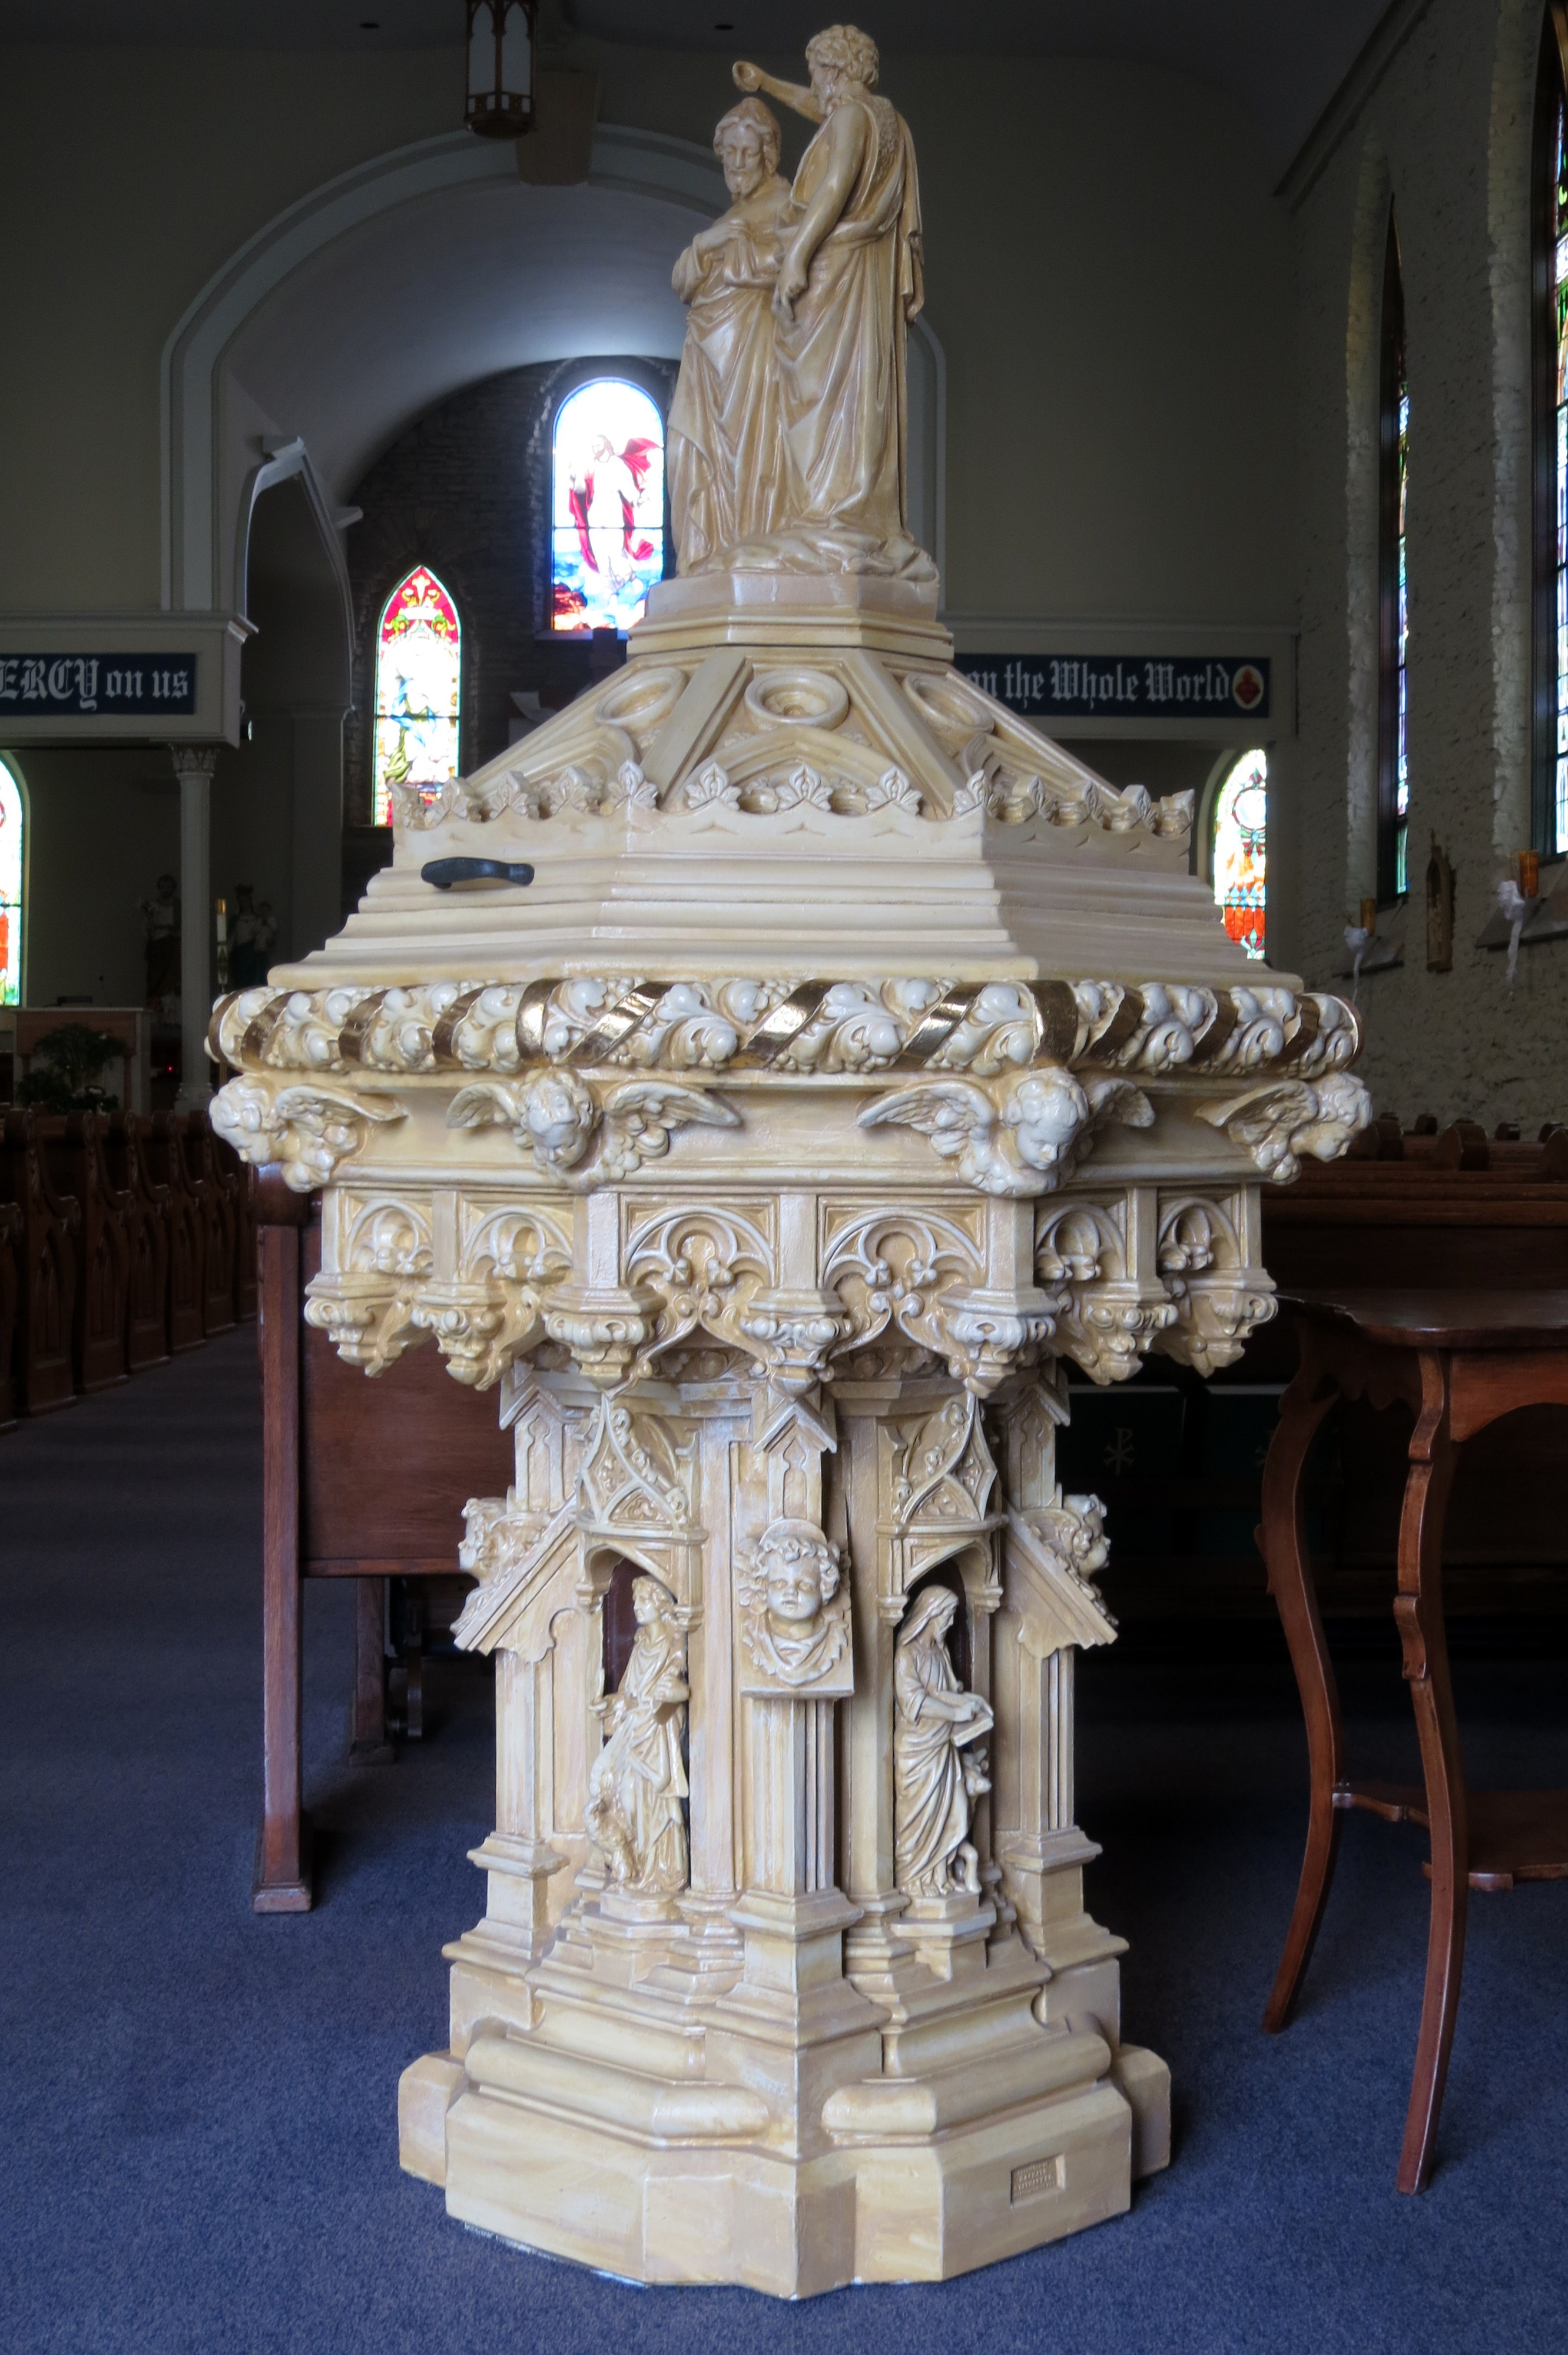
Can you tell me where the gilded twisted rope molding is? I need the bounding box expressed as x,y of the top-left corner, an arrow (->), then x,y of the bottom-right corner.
211,973 -> 1359,1086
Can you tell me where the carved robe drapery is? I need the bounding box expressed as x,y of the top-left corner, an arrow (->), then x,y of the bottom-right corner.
893,1596 -> 993,1897
668,176 -> 794,571
585,1600 -> 689,1892
745,92 -> 932,578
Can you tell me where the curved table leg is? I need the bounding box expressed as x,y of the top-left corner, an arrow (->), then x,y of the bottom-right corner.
1393,1348 -> 1463,2195
1262,1336 -> 1342,2034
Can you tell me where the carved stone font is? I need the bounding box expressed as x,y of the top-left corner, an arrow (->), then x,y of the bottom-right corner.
239,31 -> 1370,2294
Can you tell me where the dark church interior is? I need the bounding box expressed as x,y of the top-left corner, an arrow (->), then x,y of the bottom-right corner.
5,5 -> 1568,2350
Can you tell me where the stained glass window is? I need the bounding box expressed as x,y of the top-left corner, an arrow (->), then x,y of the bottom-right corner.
1212,749 -> 1267,961
551,379 -> 665,635
0,758 -> 23,1006
373,565 -> 461,826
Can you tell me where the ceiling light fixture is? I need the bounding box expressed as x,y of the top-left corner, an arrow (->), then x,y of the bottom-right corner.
466,1 -> 536,139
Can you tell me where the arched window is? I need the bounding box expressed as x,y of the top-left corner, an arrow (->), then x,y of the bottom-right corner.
550,378 -> 666,635
1377,206 -> 1408,901
1212,749 -> 1267,961
373,565 -> 462,826
1532,6 -> 1568,853
0,756 -> 24,1006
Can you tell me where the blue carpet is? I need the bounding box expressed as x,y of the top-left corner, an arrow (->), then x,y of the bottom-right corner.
3,1331 -> 1567,2353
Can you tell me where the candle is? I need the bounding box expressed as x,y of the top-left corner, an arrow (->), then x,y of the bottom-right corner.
1358,895 -> 1377,934
214,898 -> 228,943
1519,850 -> 1540,899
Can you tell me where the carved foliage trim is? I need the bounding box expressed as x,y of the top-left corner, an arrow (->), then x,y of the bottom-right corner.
1153,1192 -> 1276,1375
214,976 -> 1362,1089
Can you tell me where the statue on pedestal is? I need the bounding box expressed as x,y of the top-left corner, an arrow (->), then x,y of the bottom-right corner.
669,25 -> 933,579
140,873 -> 180,1017
893,1586 -> 994,1898
584,1574 -> 689,1893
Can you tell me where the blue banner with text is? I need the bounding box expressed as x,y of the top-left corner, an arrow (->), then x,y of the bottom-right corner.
954,654 -> 1270,723
0,655 -> 197,717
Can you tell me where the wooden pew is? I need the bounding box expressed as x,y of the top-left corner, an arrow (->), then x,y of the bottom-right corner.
0,1108 -> 78,1415
1061,1117 -> 1568,1628
104,1113 -> 171,1372
184,1112 -> 238,1338
216,1132 -> 257,1323
253,1176 -> 511,1910
0,1198 -> 21,1430
1265,1117 -> 1568,1289
39,1112 -> 132,1394
141,1112 -> 205,1354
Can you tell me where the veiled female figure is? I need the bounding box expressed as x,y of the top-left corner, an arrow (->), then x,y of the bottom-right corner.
585,1574 -> 689,1894
668,99 -> 794,573
893,1586 -> 994,1899
732,25 -> 934,577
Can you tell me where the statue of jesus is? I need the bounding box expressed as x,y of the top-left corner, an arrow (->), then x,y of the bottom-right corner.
725,24 -> 934,581
668,98 -> 794,573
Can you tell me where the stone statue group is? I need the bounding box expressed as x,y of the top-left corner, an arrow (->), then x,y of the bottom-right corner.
585,1551 -> 993,1908
668,24 -> 934,583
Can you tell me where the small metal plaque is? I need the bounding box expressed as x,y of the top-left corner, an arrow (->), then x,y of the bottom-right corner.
1010,2154 -> 1065,2204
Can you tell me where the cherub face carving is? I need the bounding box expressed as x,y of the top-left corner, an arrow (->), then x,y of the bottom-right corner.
757,1520 -> 841,1624
1003,1068 -> 1089,1175
522,1070 -> 598,1171
737,1517 -> 853,1694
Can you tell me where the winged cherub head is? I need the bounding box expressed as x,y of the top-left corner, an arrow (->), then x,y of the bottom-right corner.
521,1069 -> 599,1173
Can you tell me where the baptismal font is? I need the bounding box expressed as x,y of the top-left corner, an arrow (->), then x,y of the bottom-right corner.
212,24 -> 1369,2294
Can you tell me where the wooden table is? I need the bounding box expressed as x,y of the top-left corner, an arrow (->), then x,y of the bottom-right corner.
1261,1289 -> 1568,2191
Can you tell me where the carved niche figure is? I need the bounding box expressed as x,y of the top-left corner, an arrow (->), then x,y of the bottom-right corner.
668,99 -> 795,572
716,25 -> 933,579
737,1517 -> 854,1694
893,1585 -> 994,1898
585,1574 -> 690,1893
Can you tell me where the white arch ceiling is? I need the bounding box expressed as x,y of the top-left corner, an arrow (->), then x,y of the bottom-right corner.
161,125 -> 725,614
163,118 -> 946,621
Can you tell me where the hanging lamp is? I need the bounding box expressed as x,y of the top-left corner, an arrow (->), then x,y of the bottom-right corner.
466,1 -> 536,138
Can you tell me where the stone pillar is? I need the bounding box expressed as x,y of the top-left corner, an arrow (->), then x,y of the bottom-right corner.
170,743 -> 218,1109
